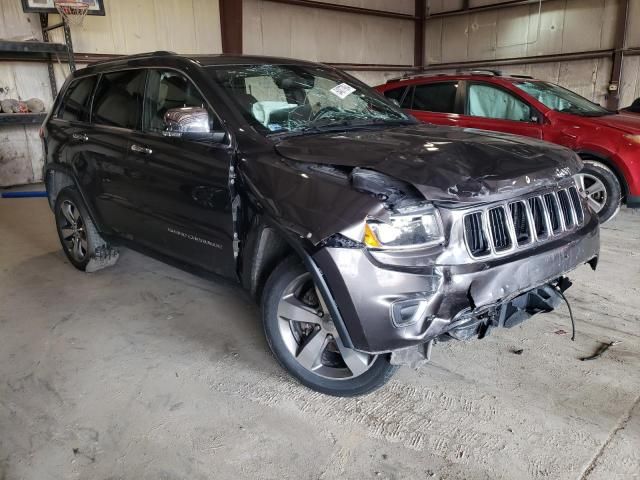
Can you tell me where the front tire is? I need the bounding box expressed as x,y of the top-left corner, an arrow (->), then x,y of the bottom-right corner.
262,257 -> 397,396
576,160 -> 622,223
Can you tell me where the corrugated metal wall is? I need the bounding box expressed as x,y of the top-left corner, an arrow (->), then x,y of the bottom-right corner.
425,0 -> 640,106
621,0 -> 640,105
242,0 -> 414,85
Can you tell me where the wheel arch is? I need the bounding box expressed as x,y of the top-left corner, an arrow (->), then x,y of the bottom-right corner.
576,150 -> 629,201
44,165 -> 106,231
44,166 -> 75,210
241,219 -> 295,300
240,217 -> 355,349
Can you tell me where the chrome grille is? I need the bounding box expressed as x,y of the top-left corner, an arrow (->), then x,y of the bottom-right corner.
569,187 -> 584,224
488,207 -> 511,251
528,196 -> 548,239
544,193 -> 561,233
463,212 -> 489,256
463,185 -> 585,258
509,201 -> 531,245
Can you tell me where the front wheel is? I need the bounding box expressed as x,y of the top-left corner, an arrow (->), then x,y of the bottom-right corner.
262,257 -> 397,396
576,160 -> 622,223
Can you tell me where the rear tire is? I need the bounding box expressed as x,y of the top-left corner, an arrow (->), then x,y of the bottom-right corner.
54,187 -> 118,272
576,160 -> 622,223
262,257 -> 397,396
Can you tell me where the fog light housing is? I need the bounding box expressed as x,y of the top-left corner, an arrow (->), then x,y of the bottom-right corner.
391,299 -> 430,327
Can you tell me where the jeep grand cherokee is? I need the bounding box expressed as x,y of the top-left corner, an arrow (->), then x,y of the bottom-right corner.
42,52 -> 599,396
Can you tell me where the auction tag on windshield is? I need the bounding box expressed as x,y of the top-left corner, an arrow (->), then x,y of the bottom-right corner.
330,83 -> 356,99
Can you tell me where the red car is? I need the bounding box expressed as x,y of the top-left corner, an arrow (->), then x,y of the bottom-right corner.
376,71 -> 640,222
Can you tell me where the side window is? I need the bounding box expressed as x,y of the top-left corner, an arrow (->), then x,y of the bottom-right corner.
58,76 -> 97,122
143,69 -> 211,133
383,87 -> 407,106
412,82 -> 458,113
92,70 -> 146,129
468,83 -> 531,121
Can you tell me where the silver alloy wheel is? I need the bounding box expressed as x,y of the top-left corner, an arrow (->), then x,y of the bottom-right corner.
575,173 -> 608,214
58,199 -> 88,262
277,273 -> 377,380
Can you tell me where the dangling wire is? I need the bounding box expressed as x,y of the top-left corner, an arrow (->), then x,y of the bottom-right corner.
555,288 -> 576,341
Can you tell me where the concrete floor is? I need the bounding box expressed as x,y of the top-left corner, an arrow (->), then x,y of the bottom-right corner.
0,197 -> 639,480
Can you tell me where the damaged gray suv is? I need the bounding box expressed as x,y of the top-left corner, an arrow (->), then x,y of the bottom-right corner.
43,52 -> 600,396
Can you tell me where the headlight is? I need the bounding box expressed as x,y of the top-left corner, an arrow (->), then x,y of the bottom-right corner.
624,134 -> 640,145
363,204 -> 444,249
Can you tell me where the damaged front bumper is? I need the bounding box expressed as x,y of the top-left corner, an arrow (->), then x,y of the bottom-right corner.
313,207 -> 599,355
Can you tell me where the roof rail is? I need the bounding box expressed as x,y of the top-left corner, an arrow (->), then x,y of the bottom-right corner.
385,69 -> 534,83
88,51 -> 177,66
386,72 -> 449,83
455,68 -> 503,76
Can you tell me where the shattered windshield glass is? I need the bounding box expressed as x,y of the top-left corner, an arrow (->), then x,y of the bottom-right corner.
206,64 -> 415,135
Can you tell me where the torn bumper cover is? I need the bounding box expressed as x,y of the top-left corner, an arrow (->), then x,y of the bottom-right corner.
313,212 -> 599,355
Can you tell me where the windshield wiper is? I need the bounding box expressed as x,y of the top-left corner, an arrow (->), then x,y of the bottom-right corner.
270,118 -> 414,138
306,117 -> 413,131
557,106 -> 612,117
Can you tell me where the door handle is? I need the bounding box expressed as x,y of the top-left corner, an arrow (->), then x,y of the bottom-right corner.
72,133 -> 88,142
131,144 -> 153,155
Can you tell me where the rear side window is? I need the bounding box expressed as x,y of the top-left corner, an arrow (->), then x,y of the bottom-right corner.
411,82 -> 458,113
58,76 -> 97,122
92,70 -> 147,129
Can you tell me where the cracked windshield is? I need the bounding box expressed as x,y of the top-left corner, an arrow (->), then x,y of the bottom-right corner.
207,64 -> 413,135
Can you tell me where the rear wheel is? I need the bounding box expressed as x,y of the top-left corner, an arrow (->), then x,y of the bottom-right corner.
54,187 -> 118,272
576,160 -> 622,223
262,257 -> 397,396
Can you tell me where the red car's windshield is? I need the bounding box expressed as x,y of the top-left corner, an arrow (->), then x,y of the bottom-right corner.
514,81 -> 612,117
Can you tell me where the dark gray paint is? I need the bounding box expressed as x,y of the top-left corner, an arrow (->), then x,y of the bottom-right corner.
43,52 -> 600,357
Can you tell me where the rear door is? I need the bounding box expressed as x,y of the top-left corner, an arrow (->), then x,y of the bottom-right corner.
457,81 -> 543,139
403,81 -> 463,127
47,75 -> 98,193
125,68 -> 236,278
79,69 -> 147,235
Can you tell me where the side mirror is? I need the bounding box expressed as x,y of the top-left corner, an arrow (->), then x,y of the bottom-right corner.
162,107 -> 226,142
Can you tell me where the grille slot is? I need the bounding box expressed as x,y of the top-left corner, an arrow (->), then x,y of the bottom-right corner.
463,184 -> 586,259
528,196 -> 548,238
463,212 -> 489,257
557,189 -> 574,227
488,207 -> 512,251
509,201 -> 531,245
569,186 -> 584,224
544,193 -> 561,233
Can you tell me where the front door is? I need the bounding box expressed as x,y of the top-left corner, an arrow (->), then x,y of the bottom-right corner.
126,69 -> 236,278
457,82 -> 543,139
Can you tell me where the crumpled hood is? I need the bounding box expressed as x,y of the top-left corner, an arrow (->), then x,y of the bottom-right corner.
581,112 -> 640,134
275,124 -> 581,204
